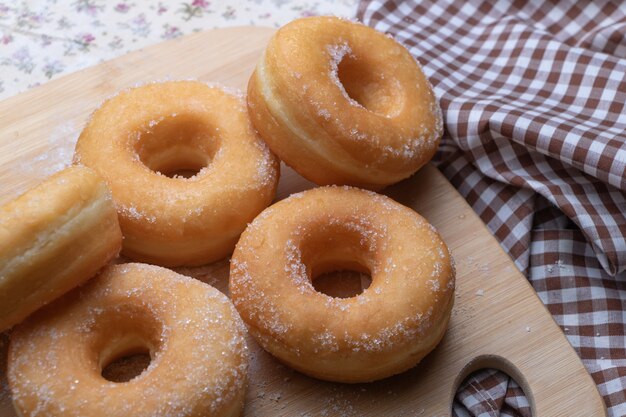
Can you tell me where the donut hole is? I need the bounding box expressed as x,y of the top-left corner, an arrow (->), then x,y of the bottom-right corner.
312,261 -> 372,299
93,305 -> 162,383
101,345 -> 152,383
143,149 -> 208,179
336,53 -> 403,118
135,113 -> 219,179
300,222 -> 377,299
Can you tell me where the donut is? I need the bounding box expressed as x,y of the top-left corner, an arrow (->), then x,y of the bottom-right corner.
74,81 -> 280,267
8,263 -> 249,417
229,186 -> 455,383
247,16 -> 443,190
0,166 -> 121,332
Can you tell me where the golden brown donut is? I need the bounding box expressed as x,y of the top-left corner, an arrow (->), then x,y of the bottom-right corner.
74,81 -> 280,267
229,186 -> 455,383
247,16 -> 443,190
8,263 -> 249,417
0,166 -> 121,332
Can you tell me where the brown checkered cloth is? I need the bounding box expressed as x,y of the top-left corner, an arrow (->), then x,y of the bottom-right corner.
356,1 -> 626,415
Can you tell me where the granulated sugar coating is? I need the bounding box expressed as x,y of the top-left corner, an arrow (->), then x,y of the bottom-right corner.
7,263 -> 249,417
326,42 -> 363,110
74,80 -> 279,266
247,16 -> 443,190
230,186 -> 455,383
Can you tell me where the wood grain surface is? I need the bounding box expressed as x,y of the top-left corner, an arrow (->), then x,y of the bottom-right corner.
0,26 -> 606,416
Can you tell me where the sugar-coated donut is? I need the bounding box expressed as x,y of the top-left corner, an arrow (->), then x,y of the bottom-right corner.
8,263 -> 249,417
0,166 -> 121,332
74,81 -> 280,267
247,16 -> 443,190
229,186 -> 455,383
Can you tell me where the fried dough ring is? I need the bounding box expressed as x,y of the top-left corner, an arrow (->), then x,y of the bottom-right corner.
230,186 -> 454,382
8,263 -> 249,417
248,16 -> 443,190
75,81 -> 279,266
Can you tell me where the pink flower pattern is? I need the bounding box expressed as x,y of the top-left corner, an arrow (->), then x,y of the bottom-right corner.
192,0 -> 210,8
114,3 -> 131,13
162,24 -> 182,40
73,0 -> 104,17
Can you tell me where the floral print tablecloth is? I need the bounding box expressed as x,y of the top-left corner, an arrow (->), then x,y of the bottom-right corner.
0,0 -> 358,100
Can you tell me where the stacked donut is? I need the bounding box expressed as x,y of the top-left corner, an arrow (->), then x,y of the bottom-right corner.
1,16 -> 454,417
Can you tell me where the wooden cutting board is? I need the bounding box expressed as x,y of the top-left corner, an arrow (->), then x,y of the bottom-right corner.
0,27 -> 607,416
